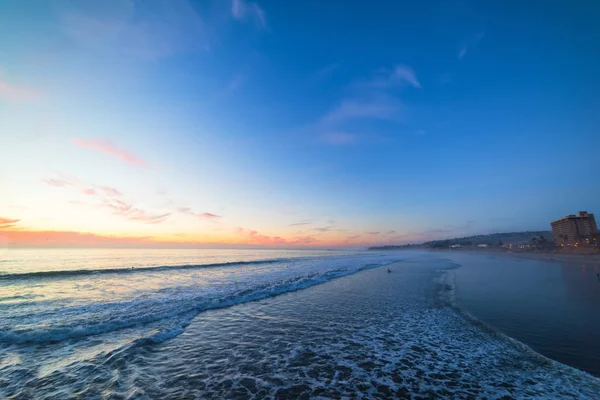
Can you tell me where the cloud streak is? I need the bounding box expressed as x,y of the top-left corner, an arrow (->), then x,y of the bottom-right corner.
177,207 -> 222,221
236,227 -> 319,246
458,32 -> 485,59
72,138 -> 147,166
0,217 -> 20,229
43,174 -> 171,224
231,0 -> 266,29
61,0 -> 209,59
288,220 -> 312,227
357,65 -> 421,89
0,73 -> 41,102
319,95 -> 404,127
42,178 -> 72,187
319,132 -> 357,145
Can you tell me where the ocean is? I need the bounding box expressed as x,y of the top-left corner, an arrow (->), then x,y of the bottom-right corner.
0,248 -> 599,398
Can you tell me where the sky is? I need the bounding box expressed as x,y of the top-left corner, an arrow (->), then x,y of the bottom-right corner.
1,0 -> 599,248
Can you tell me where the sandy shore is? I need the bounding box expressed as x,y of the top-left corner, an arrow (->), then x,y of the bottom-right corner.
439,248 -> 600,265
393,245 -> 600,264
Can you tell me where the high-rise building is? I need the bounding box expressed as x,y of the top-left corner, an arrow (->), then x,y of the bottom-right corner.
551,211 -> 598,246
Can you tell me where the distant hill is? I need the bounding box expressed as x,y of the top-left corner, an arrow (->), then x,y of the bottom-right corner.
369,231 -> 552,250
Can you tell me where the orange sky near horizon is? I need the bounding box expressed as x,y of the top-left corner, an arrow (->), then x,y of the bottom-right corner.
0,217 -> 397,249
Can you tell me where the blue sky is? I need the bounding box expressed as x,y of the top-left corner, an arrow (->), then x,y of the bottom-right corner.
0,0 -> 599,247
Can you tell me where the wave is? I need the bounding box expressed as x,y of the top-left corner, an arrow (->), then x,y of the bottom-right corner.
0,258 -> 293,281
0,262 -> 393,345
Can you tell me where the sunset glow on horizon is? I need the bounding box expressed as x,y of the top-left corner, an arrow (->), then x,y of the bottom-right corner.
2,0 -> 599,249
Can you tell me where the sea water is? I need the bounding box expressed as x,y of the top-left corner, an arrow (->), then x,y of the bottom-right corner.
1,249 -> 599,398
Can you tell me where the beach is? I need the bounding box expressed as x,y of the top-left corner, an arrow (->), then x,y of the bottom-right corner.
1,249 -> 600,398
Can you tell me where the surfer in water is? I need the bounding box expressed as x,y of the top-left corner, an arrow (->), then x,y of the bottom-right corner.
387,268 -> 392,273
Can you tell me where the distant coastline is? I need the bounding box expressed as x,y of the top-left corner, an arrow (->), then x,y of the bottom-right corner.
368,231 -> 600,261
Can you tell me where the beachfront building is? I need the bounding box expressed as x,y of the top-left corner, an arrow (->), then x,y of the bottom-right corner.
551,211 -> 598,246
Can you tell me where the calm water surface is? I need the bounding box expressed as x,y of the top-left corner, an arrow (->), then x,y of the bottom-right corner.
445,251 -> 600,377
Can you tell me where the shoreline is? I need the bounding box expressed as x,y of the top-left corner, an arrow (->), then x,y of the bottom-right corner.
449,248 -> 600,264
391,247 -> 600,264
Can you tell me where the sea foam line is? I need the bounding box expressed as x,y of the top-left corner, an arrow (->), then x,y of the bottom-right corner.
0,261 -> 401,345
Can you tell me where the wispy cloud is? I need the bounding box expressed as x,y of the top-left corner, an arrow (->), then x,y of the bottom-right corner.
177,207 -> 222,221
312,225 -> 348,233
319,132 -> 357,145
236,227 -> 286,245
313,64 -> 419,145
99,186 -> 123,197
81,188 -> 98,196
358,65 -> 422,89
309,63 -> 340,84
385,230 -> 397,235
288,220 -> 312,227
61,0 -> 209,59
104,200 -> 171,224
367,231 -> 381,235
42,178 -> 72,187
458,32 -> 485,59
0,72 -> 42,102
72,138 -> 147,166
319,95 -> 404,127
236,227 -> 319,246
0,217 -> 19,229
225,73 -> 246,93
43,174 -> 171,224
290,235 -> 318,245
231,0 -> 266,29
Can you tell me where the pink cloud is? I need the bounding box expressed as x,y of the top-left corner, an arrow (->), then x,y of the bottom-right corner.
367,231 -> 381,235
81,188 -> 97,196
42,178 -> 72,187
0,217 -> 20,228
43,174 -> 170,224
290,235 -> 319,245
99,186 -> 123,197
98,198 -> 171,224
0,75 -> 41,102
235,228 -> 321,246
72,138 -> 147,166
177,207 -> 222,221
236,227 -> 287,245
200,212 -> 221,219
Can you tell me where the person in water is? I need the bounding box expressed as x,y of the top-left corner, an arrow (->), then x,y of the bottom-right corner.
387,268 -> 392,273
